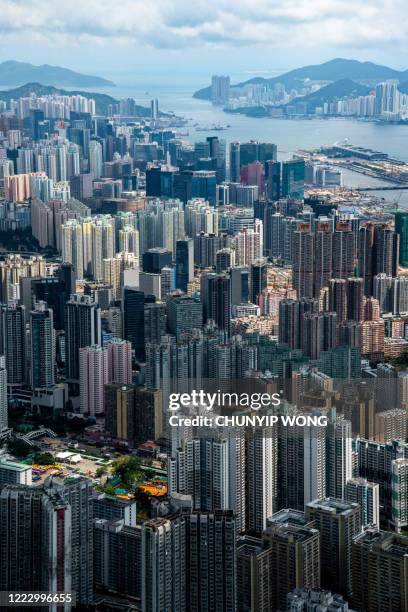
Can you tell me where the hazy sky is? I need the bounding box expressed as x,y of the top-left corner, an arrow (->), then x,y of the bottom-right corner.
0,0 -> 407,84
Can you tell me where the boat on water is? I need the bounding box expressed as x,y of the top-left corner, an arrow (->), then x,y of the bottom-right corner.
195,124 -> 230,131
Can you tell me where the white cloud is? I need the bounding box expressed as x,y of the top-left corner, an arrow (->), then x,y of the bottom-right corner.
0,0 -> 406,51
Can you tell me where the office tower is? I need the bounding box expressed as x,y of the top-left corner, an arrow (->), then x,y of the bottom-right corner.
305,499 -> 361,598
0,486 -> 71,599
175,239 -> 194,292
108,306 -> 122,338
265,160 -> 281,201
151,98 -> 159,119
23,267 -> 75,330
106,337 -> 132,384
167,296 -> 203,340
140,272 -> 161,300
161,266 -> 176,298
207,136 -> 226,182
326,417 -> 352,500
123,287 -> 155,361
200,273 -> 231,335
345,478 -> 380,528
282,159 -> 305,199
29,301 -> 55,389
332,226 -> 354,279
0,456 -> 32,485
229,142 -> 240,182
328,279 -> 347,321
391,458 -> 408,532
236,537 -> 271,612
79,344 -> 110,415
143,248 -> 172,274
293,228 -> 314,299
192,170 -> 217,205
250,259 -> 268,304
346,277 -> 364,321
352,528 -> 408,612
393,209 -> 408,266
65,294 -> 101,381
239,141 -> 277,167
0,356 -> 7,432
94,519 -> 141,601
144,302 -> 167,344
263,522 -> 320,611
0,303 -> 25,386
211,75 -> 230,103
286,589 -> 350,611
173,170 -> 193,204
216,248 -> 235,273
89,139 -> 103,178
231,266 -> 250,305
240,161 -> 264,194
246,427 -> 278,534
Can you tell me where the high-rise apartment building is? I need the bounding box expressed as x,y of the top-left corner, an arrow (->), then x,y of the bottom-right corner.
305,498 -> 361,599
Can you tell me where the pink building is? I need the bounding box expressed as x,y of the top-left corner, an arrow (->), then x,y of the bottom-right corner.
79,345 -> 110,415
240,161 -> 265,194
106,338 -> 132,384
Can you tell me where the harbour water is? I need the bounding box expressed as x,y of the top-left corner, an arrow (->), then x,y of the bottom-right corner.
5,76 -> 408,205
104,82 -> 408,205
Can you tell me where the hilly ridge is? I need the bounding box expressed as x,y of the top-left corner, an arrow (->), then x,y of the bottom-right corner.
193,58 -> 408,101
0,60 -> 114,87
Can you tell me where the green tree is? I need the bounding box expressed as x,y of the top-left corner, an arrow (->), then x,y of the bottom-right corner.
7,438 -> 32,458
32,452 -> 55,465
112,456 -> 143,486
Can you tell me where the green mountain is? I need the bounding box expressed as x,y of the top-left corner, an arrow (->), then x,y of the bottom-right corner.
193,58 -> 406,100
287,78 -> 372,112
0,83 -> 117,115
0,60 -> 114,87
0,83 -> 159,117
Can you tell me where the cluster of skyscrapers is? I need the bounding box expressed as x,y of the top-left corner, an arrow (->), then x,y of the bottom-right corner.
0,86 -> 407,611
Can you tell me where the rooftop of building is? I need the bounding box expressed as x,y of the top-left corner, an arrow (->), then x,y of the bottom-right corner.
0,456 -> 31,472
306,497 -> 360,515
